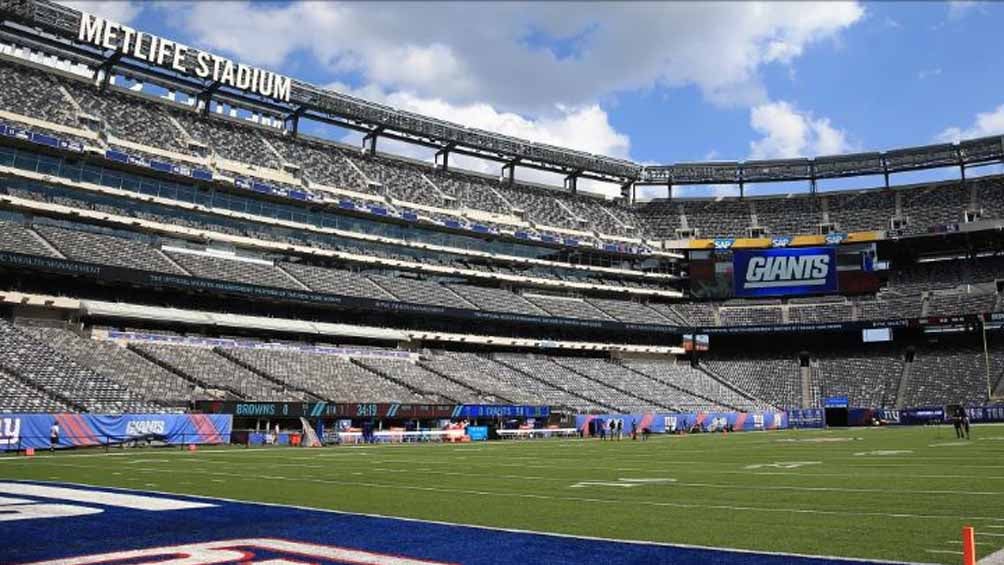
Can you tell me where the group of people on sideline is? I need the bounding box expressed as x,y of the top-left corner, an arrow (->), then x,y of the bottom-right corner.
595,419 -> 649,441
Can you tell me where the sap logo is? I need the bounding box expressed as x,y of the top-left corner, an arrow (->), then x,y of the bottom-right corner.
0,417 -> 21,446
713,238 -> 735,250
126,420 -> 166,436
824,232 -> 847,245
21,538 -> 453,565
771,236 -> 792,248
744,255 -> 830,288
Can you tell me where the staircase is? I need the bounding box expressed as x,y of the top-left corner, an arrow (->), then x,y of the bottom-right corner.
552,358 -> 673,411
697,364 -> 767,409
127,344 -> 242,400
214,347 -> 318,401
417,360 -> 512,404
492,356 -> 615,412
894,360 -> 913,409
348,358 -> 443,402
26,226 -> 65,258
800,365 -> 814,410
156,248 -> 191,275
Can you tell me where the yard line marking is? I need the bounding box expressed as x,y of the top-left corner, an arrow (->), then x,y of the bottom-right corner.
744,461 -> 821,470
30,460 -> 1004,497
29,464 -> 1004,524
570,478 -> 677,489
21,459 -> 1004,485
929,442 -> 972,447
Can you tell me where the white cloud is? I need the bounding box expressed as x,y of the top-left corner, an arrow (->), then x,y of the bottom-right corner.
341,84 -> 630,158
917,68 -> 942,80
748,101 -> 854,160
936,104 -> 1004,143
333,84 -> 631,197
60,1 -> 143,24
167,1 -> 864,112
947,1 -> 984,20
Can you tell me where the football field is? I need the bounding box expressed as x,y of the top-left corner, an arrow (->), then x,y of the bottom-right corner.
2,425 -> 1003,564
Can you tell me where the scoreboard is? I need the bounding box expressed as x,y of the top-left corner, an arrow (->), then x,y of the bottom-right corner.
195,402 -> 552,420
196,401 -> 458,419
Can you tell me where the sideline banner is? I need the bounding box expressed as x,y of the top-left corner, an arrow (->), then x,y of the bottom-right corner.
0,413 -> 232,451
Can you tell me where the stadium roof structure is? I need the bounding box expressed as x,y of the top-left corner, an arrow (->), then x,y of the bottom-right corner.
2,0 -> 1003,192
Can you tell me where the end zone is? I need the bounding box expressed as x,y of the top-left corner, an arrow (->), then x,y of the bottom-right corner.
0,481 -> 935,565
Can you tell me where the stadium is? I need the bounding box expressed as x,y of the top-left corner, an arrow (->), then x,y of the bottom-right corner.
0,0 -> 1002,563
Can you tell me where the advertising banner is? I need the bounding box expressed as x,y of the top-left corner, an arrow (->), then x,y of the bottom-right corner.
454,405 -> 551,419
966,405 -> 1004,423
788,408 -> 825,428
0,413 -> 232,451
733,247 -> 838,298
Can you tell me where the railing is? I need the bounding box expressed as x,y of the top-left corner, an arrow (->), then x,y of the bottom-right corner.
333,429 -> 467,444
496,428 -> 579,439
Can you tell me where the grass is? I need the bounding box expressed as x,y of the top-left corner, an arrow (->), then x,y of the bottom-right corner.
2,425 -> 1003,564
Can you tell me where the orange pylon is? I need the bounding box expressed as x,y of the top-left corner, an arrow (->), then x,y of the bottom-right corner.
962,525 -> 976,565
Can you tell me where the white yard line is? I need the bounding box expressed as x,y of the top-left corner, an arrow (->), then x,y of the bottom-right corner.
13,452 -> 1004,484
24,459 -> 1004,498
22,462 -> 1004,525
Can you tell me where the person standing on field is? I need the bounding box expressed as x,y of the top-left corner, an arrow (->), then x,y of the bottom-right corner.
49,422 -> 59,452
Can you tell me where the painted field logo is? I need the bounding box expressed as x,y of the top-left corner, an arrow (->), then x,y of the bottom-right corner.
0,417 -> 20,446
21,538 -> 454,565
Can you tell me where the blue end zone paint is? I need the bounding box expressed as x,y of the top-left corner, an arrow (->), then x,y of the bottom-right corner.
1,481 -> 922,565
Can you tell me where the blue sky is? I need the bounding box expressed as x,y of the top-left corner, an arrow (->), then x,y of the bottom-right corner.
66,1 -> 1004,198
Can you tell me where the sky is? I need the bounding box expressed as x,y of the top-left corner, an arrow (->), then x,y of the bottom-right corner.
62,1 -> 1004,199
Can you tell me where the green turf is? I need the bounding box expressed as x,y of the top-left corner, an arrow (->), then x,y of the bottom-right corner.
2,425 -> 1003,564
